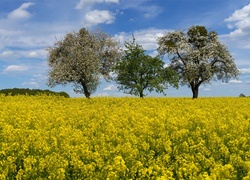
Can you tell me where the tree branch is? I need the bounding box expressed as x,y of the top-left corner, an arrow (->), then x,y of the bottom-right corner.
176,50 -> 186,66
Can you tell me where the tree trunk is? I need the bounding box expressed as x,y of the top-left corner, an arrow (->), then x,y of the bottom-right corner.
191,83 -> 199,99
81,82 -> 91,99
84,91 -> 90,99
139,91 -> 144,98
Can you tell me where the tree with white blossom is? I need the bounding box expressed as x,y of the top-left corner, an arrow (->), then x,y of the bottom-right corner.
157,25 -> 240,98
47,28 -> 121,98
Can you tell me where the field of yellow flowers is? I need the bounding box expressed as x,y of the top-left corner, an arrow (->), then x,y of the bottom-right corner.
0,94 -> 249,179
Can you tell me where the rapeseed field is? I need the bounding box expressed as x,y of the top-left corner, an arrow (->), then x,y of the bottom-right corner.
0,94 -> 249,179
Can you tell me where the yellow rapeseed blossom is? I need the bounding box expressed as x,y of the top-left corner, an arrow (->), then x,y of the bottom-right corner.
0,94 -> 249,179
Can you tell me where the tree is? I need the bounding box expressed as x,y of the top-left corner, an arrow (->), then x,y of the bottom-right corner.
157,25 -> 240,98
47,28 -> 121,98
113,36 -> 178,98
239,93 -> 246,97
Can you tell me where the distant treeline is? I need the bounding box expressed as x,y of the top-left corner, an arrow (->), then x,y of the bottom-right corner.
0,88 -> 70,98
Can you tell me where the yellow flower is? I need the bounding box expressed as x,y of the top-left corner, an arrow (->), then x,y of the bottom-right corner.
0,95 -> 249,179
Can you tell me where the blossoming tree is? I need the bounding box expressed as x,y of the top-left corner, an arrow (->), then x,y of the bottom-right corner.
157,25 -> 239,98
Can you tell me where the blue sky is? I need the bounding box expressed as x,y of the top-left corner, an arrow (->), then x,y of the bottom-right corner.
0,0 -> 250,97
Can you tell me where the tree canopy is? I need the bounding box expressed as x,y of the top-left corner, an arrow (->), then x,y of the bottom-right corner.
0,88 -> 69,97
157,25 -> 239,98
47,28 -> 121,98
113,36 -> 178,98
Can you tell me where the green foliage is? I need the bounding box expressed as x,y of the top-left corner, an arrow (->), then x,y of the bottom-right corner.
239,93 -> 246,97
113,36 -> 178,98
0,88 -> 69,98
157,25 -> 239,98
47,28 -> 121,98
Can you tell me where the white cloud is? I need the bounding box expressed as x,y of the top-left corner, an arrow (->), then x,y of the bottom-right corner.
120,0 -> 162,19
107,0 -> 119,2
22,81 -> 40,88
104,84 -> 117,91
0,29 -> 21,36
201,85 -> 212,91
96,92 -> 110,97
0,21 -> 78,61
229,79 -> 243,84
115,28 -> 169,51
2,65 -> 29,74
0,49 -> 47,61
21,72 -> 47,88
163,63 -> 169,68
83,10 -> 115,27
0,51 -> 14,57
76,0 -> 119,9
225,4 -> 250,40
26,50 -> 46,58
7,2 -> 34,21
225,4 -> 250,22
141,6 -> 163,19
203,88 -> 211,91
33,73 -> 47,81
222,4 -> 250,51
27,51 -> 39,58
239,68 -> 250,74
